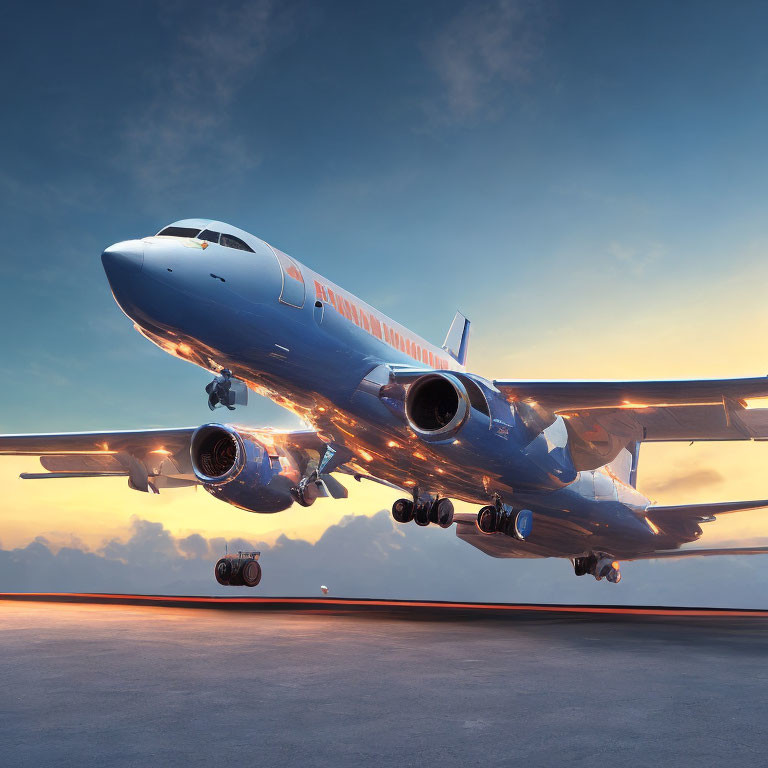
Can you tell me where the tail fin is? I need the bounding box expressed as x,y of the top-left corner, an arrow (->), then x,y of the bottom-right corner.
606,441 -> 640,488
442,311 -> 470,367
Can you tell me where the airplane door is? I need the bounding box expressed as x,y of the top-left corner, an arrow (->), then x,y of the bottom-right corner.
270,246 -> 305,308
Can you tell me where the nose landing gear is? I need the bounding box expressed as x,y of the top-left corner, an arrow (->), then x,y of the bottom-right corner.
205,369 -> 248,411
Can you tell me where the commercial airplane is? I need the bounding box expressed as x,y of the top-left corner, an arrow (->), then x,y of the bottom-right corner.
3,219 -> 768,587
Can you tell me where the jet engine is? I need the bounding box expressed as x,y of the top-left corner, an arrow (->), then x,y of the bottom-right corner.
404,373 -> 490,442
190,423 -> 294,513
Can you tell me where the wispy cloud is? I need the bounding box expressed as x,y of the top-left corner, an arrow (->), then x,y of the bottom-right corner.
423,0 -> 549,121
608,241 -> 666,276
643,467 -> 725,496
121,1 -> 298,198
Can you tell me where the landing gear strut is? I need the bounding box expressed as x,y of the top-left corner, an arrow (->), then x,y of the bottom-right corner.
573,553 -> 621,583
391,496 -> 454,529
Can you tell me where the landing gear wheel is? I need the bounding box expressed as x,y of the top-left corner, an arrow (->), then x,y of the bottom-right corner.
431,498 -> 454,528
476,505 -> 498,534
414,503 -> 431,527
214,558 -> 232,586
241,560 -> 262,587
392,498 -> 415,524
512,509 -> 533,540
291,477 -> 319,507
573,557 -> 589,576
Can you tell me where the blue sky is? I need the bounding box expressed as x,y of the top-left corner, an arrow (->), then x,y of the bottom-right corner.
2,0 -> 768,433
3,1 -> 768,600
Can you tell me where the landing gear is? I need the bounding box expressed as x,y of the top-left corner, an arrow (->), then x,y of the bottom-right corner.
214,551 -> 262,587
205,369 -> 248,411
291,474 -> 321,507
391,497 -> 454,529
475,501 -> 533,540
573,553 -> 621,583
291,445 -> 353,507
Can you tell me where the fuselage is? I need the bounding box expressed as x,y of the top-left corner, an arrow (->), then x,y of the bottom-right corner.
101,219 -> 677,559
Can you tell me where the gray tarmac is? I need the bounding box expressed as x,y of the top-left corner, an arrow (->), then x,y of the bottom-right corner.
1,600 -> 767,767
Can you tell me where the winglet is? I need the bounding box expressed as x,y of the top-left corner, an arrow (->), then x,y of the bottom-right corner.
442,312 -> 470,367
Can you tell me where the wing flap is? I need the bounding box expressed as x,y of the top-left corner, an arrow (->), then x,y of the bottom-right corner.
40,454 -> 125,472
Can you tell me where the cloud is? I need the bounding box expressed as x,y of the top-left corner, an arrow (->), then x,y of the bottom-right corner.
608,241 -> 666,276
2,511 -> 768,608
423,0 -> 549,120
644,467 -> 725,496
120,1 -> 298,197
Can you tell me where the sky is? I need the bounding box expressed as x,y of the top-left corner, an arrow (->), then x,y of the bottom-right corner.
2,0 -> 768,601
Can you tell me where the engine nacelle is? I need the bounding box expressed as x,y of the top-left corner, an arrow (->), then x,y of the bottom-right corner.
190,423 -> 294,513
401,371 -> 577,489
405,373 -> 488,442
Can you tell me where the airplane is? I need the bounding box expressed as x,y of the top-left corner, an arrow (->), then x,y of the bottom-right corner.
4,218 -> 768,588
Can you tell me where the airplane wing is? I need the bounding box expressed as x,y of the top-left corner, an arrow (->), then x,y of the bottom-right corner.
646,499 -> 768,522
493,376 -> 768,442
0,426 -> 332,493
0,428 -> 197,456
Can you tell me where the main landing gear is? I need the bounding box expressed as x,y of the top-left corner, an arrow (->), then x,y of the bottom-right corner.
573,553 -> 621,583
391,497 -> 454,528
475,501 -> 533,540
215,551 -> 262,587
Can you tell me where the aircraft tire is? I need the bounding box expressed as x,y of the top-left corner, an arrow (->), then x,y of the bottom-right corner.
414,503 -> 431,527
476,505 -> 498,534
214,558 -> 232,586
242,560 -> 262,587
392,498 -> 415,524
433,498 -> 454,528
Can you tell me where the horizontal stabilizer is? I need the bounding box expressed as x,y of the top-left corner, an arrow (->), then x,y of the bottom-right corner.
647,499 -> 768,522
20,471 -> 128,479
630,546 -> 768,560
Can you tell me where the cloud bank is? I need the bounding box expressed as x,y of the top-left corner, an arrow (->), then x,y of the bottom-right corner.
2,511 -> 768,608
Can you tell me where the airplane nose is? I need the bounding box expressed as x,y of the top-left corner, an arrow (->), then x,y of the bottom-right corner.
101,240 -> 145,275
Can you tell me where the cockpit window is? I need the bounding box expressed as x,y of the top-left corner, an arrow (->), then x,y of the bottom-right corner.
220,233 -> 254,252
197,229 -> 221,244
156,226 -> 201,238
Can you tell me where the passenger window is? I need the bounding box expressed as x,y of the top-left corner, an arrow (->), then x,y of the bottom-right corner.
198,230 -> 221,244
157,226 -> 201,238
220,234 -> 254,252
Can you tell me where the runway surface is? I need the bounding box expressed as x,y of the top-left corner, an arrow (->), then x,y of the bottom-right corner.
1,597 -> 767,767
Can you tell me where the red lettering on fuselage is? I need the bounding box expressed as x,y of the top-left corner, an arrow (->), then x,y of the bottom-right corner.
311,278 -> 454,369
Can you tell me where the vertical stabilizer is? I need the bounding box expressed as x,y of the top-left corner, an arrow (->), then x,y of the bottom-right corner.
442,312 -> 470,367
606,441 -> 641,488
